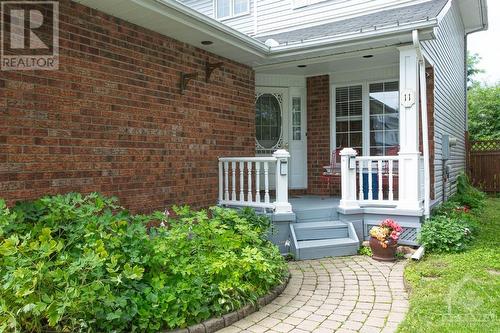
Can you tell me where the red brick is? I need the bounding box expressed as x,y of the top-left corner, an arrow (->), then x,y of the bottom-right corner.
306,75 -> 338,195
0,0 -> 255,212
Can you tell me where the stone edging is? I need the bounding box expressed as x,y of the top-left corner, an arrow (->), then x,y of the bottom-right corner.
164,272 -> 291,333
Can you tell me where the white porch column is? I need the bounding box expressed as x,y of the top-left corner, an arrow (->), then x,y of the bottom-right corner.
338,148 -> 359,209
272,149 -> 293,214
398,46 -> 422,211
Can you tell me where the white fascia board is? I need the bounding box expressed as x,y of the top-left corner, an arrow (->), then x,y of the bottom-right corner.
151,0 -> 269,54
267,20 -> 438,56
457,0 -> 488,34
469,0 -> 488,33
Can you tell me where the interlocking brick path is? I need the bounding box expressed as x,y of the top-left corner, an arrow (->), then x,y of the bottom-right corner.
218,256 -> 408,333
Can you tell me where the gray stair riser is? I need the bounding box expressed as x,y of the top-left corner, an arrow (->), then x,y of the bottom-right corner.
295,208 -> 338,222
298,244 -> 359,260
295,228 -> 349,240
296,217 -> 333,223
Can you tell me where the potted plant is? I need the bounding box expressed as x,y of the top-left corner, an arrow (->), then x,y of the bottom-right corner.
369,219 -> 403,261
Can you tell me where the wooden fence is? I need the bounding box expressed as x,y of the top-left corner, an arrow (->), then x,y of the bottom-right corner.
467,139 -> 500,193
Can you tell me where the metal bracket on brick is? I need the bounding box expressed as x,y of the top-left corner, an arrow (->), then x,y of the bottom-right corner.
205,61 -> 223,83
180,72 -> 198,94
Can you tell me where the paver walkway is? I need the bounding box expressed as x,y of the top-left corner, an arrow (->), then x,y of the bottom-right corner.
218,256 -> 408,333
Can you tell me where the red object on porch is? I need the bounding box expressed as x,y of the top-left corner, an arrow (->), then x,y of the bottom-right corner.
320,148 -> 362,194
320,148 -> 342,193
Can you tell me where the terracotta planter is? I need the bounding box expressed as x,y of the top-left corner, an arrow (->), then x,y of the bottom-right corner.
369,237 -> 397,262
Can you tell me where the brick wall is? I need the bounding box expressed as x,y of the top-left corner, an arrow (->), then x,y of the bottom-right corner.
306,75 -> 337,195
0,0 -> 255,212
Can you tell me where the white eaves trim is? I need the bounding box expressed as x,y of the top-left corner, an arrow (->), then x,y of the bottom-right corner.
152,0 -> 269,54
267,19 -> 438,55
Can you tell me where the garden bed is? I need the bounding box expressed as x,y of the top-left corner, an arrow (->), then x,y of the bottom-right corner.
165,273 -> 290,333
0,193 -> 289,332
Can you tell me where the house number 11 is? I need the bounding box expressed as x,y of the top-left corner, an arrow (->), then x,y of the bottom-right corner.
401,89 -> 416,108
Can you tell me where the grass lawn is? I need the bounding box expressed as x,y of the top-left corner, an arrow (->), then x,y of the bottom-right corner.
398,198 -> 500,333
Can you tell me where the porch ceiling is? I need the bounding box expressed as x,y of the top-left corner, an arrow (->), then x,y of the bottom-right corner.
255,48 -> 400,76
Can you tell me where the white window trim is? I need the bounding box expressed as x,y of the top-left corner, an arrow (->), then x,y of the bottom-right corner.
330,78 -> 399,158
215,0 -> 251,20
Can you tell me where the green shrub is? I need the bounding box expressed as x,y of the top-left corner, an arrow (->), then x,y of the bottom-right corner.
454,173 -> 486,209
0,193 -> 287,332
418,213 -> 476,253
358,246 -> 372,256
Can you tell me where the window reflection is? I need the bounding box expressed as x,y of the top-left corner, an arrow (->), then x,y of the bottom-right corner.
369,81 -> 399,155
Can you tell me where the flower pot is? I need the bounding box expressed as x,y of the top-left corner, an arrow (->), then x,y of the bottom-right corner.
369,236 -> 397,262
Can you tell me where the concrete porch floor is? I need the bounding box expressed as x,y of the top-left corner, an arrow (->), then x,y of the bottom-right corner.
289,196 -> 341,213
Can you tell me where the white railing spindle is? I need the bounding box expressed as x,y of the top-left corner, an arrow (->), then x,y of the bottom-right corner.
388,160 -> 394,201
218,161 -> 223,202
264,161 -> 270,204
255,162 -> 260,203
239,161 -> 244,202
247,161 -> 252,202
231,161 -> 236,201
378,160 -> 383,200
224,161 -> 229,201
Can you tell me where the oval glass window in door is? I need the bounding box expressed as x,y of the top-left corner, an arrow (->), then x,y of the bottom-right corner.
255,93 -> 282,150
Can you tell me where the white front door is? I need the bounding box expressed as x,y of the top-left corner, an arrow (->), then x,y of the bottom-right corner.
255,87 -> 307,189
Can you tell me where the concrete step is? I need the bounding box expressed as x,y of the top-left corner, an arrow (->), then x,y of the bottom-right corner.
292,221 -> 348,240
295,238 -> 359,260
289,220 -> 360,260
294,207 -> 338,223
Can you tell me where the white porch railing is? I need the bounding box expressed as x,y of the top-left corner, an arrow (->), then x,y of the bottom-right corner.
218,149 -> 292,214
355,155 -> 400,206
339,147 -> 424,210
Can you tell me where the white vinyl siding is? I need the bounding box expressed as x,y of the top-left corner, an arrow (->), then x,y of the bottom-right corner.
178,0 -> 429,36
177,0 -> 255,34
178,0 -> 214,17
421,1 -> 466,203
292,0 -> 327,10
254,0 -> 425,36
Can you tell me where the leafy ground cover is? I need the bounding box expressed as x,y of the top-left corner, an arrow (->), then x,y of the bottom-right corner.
398,197 -> 500,333
0,193 -> 288,332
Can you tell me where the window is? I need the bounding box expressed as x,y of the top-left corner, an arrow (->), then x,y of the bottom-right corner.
369,81 -> 399,156
292,97 -> 302,140
335,85 -> 363,153
216,0 -> 249,19
256,94 -> 282,149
